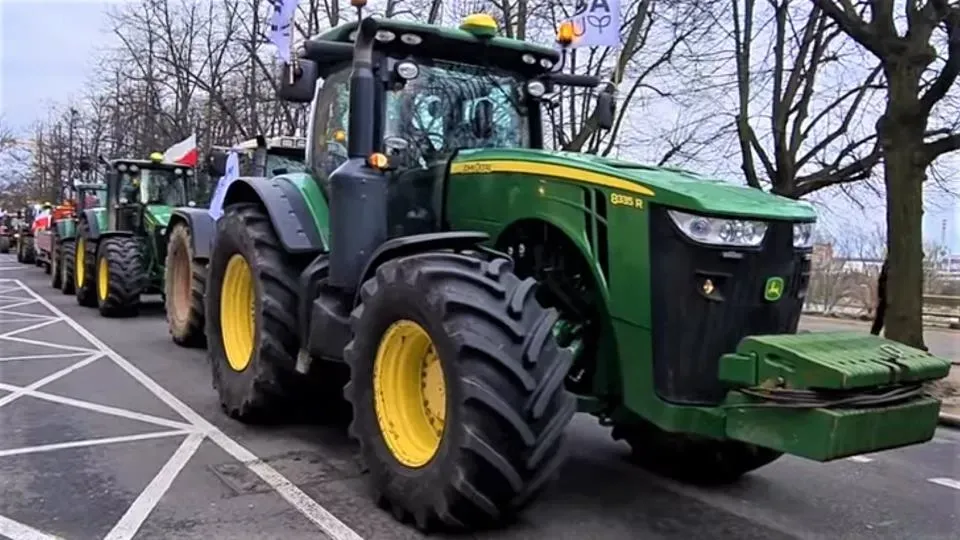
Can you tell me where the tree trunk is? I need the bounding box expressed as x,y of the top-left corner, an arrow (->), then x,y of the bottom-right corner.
878,66 -> 927,350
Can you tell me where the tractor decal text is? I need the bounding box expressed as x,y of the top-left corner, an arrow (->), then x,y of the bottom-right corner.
610,192 -> 644,209
450,160 -> 656,197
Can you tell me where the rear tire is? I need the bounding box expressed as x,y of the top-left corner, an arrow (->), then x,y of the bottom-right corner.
205,203 -> 308,423
75,225 -> 98,307
0,237 -> 9,254
344,252 -> 576,532
60,240 -> 76,294
164,222 -> 207,348
611,420 -> 782,485
50,243 -> 61,287
95,236 -> 144,317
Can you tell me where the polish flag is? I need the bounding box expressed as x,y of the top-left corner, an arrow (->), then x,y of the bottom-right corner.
163,134 -> 198,167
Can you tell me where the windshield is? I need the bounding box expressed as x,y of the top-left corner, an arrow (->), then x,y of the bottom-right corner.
81,188 -> 107,208
265,153 -> 308,176
384,60 -> 529,162
140,169 -> 187,206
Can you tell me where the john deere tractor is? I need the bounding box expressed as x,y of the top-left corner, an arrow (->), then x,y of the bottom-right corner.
0,214 -> 15,254
202,12 -> 951,533
14,206 -> 37,264
164,135 -> 310,348
47,183 -> 107,295
74,154 -> 193,316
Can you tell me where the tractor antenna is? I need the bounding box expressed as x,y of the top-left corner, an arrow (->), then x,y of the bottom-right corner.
351,0 -> 366,21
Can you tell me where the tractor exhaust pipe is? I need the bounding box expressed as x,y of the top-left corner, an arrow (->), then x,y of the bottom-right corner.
328,17 -> 388,291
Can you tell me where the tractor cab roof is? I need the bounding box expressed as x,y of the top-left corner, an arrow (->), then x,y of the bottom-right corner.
109,158 -> 191,171
307,16 -> 560,78
230,136 -> 307,153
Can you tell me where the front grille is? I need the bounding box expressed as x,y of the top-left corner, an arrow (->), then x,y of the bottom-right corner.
649,205 -> 811,405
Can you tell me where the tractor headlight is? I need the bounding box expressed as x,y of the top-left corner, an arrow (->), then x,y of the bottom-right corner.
793,222 -> 814,248
667,210 -> 767,248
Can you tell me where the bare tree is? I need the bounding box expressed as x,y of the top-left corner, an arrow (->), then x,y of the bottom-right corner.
812,0 -> 960,349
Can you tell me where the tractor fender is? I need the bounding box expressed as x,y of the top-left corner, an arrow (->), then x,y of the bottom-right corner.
169,208 -> 215,260
222,176 -> 327,254
98,231 -> 136,240
81,209 -> 102,239
353,231 -> 490,306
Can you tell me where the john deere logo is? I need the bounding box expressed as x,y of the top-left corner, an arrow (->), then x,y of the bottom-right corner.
764,277 -> 785,302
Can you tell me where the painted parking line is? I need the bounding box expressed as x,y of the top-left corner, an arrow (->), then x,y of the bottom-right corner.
928,478 -> 960,490
0,279 -> 365,540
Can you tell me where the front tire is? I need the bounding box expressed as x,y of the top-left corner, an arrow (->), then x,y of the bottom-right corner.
60,240 -> 76,294
50,243 -> 61,288
611,420 -> 782,485
75,226 -> 98,307
205,203 -> 306,423
164,222 -> 207,348
95,236 -> 144,317
344,252 -> 576,532
0,236 -> 9,254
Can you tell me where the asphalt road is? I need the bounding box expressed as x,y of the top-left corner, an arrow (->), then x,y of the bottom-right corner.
0,253 -> 957,540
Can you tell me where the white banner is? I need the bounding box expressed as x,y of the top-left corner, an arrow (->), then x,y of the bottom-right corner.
207,151 -> 240,221
561,0 -> 621,48
267,0 -> 300,64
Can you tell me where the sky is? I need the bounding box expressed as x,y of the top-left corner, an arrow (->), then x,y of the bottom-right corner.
0,0 -> 112,134
0,0 -> 956,253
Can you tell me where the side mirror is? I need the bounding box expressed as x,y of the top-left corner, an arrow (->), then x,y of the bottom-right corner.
472,99 -> 494,139
207,152 -> 228,177
595,91 -> 615,131
279,60 -> 319,103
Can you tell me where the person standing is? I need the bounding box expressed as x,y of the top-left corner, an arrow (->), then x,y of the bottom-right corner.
871,258 -> 889,335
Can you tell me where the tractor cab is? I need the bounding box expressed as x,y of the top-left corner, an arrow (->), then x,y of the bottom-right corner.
105,157 -> 193,232
208,136 -> 309,179
72,182 -> 108,213
284,14 -> 613,241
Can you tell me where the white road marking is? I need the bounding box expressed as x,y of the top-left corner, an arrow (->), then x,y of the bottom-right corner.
0,354 -> 102,408
0,317 -> 61,338
0,299 -> 38,310
103,433 -> 205,540
0,382 -> 195,431
15,280 -> 366,540
928,478 -> 960,490
0,430 -> 192,458
847,456 -> 874,463
1,334 -> 100,354
0,514 -> 63,540
0,352 -> 91,363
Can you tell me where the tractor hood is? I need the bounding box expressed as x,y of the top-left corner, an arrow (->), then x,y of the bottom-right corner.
145,205 -> 173,227
451,149 -> 817,222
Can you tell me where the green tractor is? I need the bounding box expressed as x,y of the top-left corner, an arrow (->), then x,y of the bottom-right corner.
202,13 -> 951,533
14,206 -> 37,264
48,183 -> 107,294
0,213 -> 16,254
164,135 -> 310,348
73,154 -> 194,316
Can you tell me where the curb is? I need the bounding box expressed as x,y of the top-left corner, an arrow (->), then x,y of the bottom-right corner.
940,412 -> 960,428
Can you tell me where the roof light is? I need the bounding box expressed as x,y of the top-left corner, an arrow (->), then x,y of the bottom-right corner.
400,33 -> 422,45
526,80 -> 546,98
460,13 -> 498,38
149,152 -> 164,163
174,168 -> 183,176
522,53 -> 536,65
375,30 -> 396,42
557,21 -> 575,47
333,129 -> 347,143
540,58 -> 554,69
396,61 -> 420,80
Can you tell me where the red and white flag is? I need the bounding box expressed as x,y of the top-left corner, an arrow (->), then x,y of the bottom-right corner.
163,134 -> 198,167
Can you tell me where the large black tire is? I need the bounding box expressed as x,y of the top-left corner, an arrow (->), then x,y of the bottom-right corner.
164,222 -> 207,348
75,225 -> 98,307
611,420 -> 782,485
204,203 -> 309,423
18,237 -> 35,264
0,236 -> 9,254
60,240 -> 76,294
50,242 -> 61,287
95,236 -> 145,317
344,252 -> 576,532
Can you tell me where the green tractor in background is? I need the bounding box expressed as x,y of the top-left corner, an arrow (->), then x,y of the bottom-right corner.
164,135 -> 310,348
0,213 -> 16,254
73,153 -> 194,316
202,13 -> 951,533
14,206 -> 37,264
50,183 -> 107,295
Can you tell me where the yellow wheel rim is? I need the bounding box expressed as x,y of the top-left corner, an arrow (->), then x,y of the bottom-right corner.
76,238 -> 85,286
373,320 -> 446,468
97,256 -> 108,301
220,254 -> 256,372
